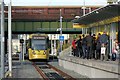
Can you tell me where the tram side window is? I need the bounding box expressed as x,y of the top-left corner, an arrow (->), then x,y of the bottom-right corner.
47,37 -> 50,48
28,39 -> 31,48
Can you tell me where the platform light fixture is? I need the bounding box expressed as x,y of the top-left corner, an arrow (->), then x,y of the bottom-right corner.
95,11 -> 99,14
75,16 -> 80,19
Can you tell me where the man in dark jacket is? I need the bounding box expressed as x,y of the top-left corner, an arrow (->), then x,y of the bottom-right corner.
99,31 -> 109,61
96,33 -> 101,59
82,34 -> 87,59
92,34 -> 96,59
85,32 -> 93,59
76,35 -> 82,57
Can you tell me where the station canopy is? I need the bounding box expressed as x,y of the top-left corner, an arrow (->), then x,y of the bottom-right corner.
72,4 -> 120,25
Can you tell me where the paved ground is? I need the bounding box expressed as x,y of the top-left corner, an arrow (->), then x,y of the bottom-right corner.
0,59 -> 88,79
0,57 -> 119,79
12,61 -> 41,78
0,60 -> 41,79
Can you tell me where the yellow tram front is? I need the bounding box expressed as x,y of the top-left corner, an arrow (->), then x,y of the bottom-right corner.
28,34 -> 49,60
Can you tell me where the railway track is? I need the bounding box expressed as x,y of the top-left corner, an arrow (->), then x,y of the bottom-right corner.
33,62 -> 76,80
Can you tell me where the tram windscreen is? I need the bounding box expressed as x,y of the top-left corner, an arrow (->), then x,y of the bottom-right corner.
31,39 -> 46,50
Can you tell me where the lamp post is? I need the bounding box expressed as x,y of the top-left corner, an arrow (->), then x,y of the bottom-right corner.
8,0 -> 12,77
81,0 -> 91,16
60,9 -> 63,52
82,0 -> 86,16
1,0 -> 5,78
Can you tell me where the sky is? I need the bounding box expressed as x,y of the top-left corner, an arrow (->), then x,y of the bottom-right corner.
4,0 -> 120,6
4,0 -> 110,6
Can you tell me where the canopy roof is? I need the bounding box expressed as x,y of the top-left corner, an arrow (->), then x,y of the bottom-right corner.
72,4 -> 120,25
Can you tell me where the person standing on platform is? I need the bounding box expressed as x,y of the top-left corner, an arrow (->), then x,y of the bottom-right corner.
100,31 -> 109,61
86,32 -> 93,59
112,39 -> 119,61
72,38 -> 77,56
92,34 -> 96,59
82,34 -> 87,59
96,33 -> 101,60
76,35 -> 82,57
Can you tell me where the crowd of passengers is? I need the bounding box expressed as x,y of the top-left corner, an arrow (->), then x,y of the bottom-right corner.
72,31 -> 120,61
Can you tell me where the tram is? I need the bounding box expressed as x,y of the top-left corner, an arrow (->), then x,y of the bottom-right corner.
28,34 -> 49,60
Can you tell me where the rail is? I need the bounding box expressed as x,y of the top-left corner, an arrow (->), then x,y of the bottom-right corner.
33,62 -> 76,80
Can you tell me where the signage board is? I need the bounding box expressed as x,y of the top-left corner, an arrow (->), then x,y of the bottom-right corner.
59,36 -> 64,41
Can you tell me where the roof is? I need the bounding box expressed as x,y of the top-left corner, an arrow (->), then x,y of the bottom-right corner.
72,4 -> 120,25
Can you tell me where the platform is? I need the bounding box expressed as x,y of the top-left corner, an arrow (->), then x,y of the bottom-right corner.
59,47 -> 120,78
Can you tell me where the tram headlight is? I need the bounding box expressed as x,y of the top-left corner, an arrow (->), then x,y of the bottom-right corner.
43,50 -> 46,54
32,51 -> 36,54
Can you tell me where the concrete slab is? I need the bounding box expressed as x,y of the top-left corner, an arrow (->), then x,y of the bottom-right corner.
59,55 -> 120,78
11,60 -> 41,78
48,59 -> 88,78
58,47 -> 120,78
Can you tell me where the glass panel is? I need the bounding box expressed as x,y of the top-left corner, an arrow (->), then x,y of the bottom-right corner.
31,40 -> 46,50
32,44 -> 46,50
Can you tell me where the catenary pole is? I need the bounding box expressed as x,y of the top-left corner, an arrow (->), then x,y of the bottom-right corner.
60,9 -> 62,52
1,0 -> 5,78
23,34 -> 26,61
51,34 -> 52,53
8,0 -> 12,77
